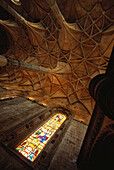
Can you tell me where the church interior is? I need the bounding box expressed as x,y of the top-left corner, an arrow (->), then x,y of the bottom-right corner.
0,0 -> 114,169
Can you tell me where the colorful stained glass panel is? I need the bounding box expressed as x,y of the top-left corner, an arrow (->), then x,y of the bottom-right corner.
16,113 -> 66,162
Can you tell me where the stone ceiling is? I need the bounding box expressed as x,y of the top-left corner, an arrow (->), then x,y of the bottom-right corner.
0,0 -> 114,123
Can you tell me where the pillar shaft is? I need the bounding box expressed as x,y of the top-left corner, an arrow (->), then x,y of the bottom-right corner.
0,55 -> 51,73
0,0 -> 26,25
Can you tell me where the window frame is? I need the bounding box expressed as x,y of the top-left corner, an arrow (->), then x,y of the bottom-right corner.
11,109 -> 71,168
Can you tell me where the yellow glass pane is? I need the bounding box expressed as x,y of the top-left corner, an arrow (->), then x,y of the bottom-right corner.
16,113 -> 66,162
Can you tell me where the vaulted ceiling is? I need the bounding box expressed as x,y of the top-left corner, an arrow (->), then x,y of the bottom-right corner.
0,0 -> 114,123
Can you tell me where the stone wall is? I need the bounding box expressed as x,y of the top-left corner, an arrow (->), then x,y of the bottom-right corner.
0,97 -> 88,170
0,97 -> 47,132
48,119 -> 87,170
0,97 -> 52,146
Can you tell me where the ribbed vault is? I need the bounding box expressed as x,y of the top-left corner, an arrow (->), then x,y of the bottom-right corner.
0,0 -> 113,123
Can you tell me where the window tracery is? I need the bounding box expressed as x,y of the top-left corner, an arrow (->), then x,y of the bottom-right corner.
16,113 -> 66,162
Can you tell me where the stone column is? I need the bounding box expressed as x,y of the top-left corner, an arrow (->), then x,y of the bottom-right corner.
77,48 -> 114,170
0,55 -> 51,73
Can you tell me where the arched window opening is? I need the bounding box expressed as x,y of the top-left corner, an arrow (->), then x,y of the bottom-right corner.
16,113 -> 66,162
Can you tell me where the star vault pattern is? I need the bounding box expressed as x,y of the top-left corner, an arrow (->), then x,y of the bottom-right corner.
0,0 -> 113,123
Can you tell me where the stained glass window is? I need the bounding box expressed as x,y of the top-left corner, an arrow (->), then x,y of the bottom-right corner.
16,113 -> 66,162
